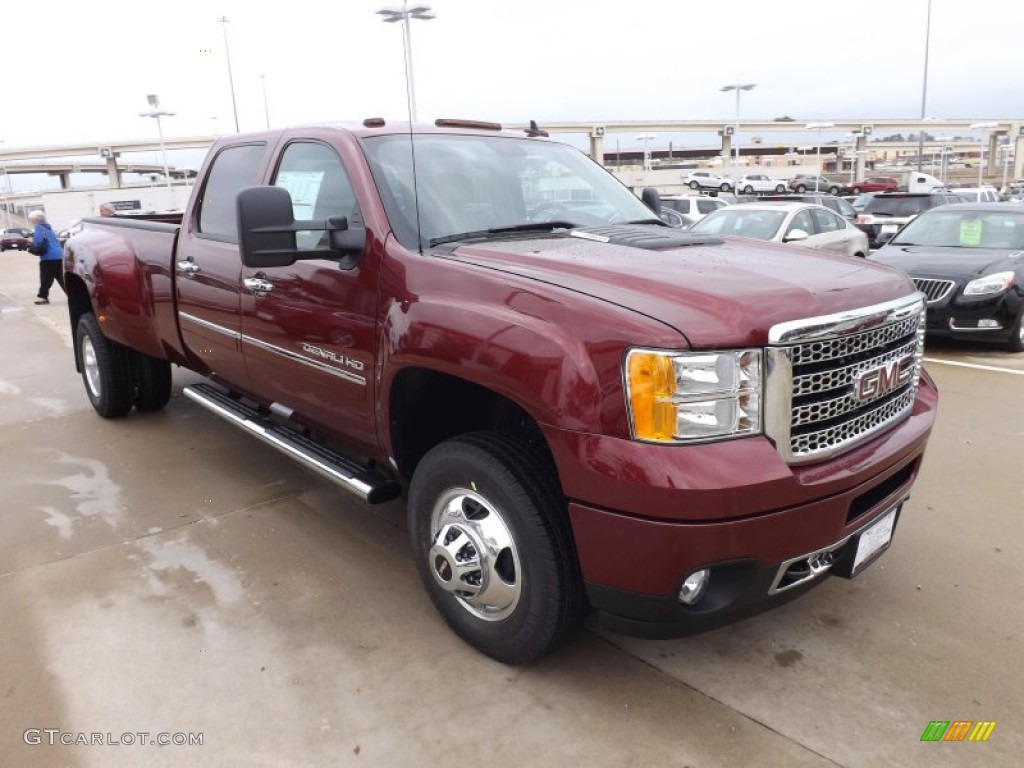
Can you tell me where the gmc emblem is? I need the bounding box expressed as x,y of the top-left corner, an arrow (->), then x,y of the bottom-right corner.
852,358 -> 913,402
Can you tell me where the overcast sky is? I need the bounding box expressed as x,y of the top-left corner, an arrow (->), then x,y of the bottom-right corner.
2,0 -> 1020,151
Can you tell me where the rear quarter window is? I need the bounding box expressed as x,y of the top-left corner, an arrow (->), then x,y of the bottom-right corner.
863,197 -> 932,216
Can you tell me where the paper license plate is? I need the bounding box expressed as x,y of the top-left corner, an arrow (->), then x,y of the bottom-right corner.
881,223 -> 899,234
852,507 -> 898,574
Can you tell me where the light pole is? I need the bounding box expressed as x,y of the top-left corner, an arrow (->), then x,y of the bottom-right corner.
217,16 -> 240,133
970,121 -> 998,200
139,95 -> 175,193
721,82 -> 756,183
1000,140 -> 1013,193
805,122 -> 835,193
636,133 -> 656,172
0,139 -> 10,228
260,74 -> 270,130
377,2 -> 436,122
917,0 -> 932,172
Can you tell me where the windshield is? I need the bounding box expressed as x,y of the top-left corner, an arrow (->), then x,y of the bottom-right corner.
690,207 -> 786,240
360,134 -> 656,249
892,209 -> 1024,248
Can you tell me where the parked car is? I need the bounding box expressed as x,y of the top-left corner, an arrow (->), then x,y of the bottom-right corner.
0,230 -> 30,251
788,174 -> 846,195
735,174 -> 788,194
3,227 -> 33,238
855,192 -> 966,248
685,170 -> 734,192
849,192 -> 883,213
660,195 -> 729,221
850,177 -> 898,194
759,193 -> 858,221
658,208 -> 696,229
870,203 -> 1024,351
689,201 -> 869,258
58,219 -> 84,244
946,186 -> 1000,203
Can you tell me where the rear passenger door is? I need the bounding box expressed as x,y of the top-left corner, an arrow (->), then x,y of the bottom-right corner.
809,208 -> 851,255
176,142 -> 270,394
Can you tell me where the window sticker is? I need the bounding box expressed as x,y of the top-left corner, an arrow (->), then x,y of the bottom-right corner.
959,219 -> 982,246
276,170 -> 324,220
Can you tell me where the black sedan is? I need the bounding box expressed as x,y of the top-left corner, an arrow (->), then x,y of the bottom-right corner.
870,203 -> 1024,352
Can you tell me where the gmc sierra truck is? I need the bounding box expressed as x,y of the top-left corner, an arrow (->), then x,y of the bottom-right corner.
64,119 -> 937,664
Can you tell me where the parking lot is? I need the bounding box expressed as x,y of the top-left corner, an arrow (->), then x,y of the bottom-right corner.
1,249 -> 1021,767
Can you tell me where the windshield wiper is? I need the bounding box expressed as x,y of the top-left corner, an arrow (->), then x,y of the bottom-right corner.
429,221 -> 577,247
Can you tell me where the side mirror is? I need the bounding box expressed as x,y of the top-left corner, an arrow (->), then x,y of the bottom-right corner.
783,228 -> 810,243
237,186 -> 367,270
875,230 -> 896,245
641,186 -> 662,215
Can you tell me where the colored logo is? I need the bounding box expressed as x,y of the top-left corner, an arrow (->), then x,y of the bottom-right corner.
920,721 -> 996,742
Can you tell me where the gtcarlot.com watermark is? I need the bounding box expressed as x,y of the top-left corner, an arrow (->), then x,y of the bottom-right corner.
24,729 -> 203,747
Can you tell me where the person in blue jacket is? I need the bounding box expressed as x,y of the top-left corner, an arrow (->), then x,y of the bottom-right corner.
28,210 -> 65,305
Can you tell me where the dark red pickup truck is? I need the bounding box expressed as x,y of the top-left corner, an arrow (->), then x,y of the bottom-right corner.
64,119 -> 937,663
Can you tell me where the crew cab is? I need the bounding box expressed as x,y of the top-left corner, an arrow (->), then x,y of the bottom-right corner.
64,119 -> 938,664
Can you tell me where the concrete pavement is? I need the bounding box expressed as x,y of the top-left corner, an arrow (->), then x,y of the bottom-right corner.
1,249 -> 1020,767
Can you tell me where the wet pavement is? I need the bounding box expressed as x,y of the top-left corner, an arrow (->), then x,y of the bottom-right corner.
1,250 -> 1021,767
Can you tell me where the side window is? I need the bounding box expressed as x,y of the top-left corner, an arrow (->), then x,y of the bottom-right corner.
811,208 -> 842,233
197,143 -> 267,241
696,199 -> 719,214
273,142 -> 361,250
787,210 -> 814,237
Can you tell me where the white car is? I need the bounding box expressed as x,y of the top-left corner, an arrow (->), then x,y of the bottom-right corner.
735,174 -> 788,194
684,171 -> 734,192
689,201 -> 869,258
660,195 -> 729,221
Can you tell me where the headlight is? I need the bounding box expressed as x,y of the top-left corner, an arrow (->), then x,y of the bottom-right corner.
625,349 -> 762,442
963,271 -> 1014,296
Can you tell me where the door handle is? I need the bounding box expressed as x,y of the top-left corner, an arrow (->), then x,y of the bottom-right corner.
243,277 -> 274,296
176,260 -> 201,276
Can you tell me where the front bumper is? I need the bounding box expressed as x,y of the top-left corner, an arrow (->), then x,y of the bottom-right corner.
543,374 -> 938,638
924,288 -> 1022,344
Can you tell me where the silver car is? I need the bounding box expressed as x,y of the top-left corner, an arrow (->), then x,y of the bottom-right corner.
689,201 -> 870,258
735,174 -> 788,194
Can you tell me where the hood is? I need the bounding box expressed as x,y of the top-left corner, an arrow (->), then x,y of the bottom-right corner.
871,245 -> 1024,280
441,231 -> 916,348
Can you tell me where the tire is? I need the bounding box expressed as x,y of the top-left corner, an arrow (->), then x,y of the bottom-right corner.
408,432 -> 586,664
775,185 -> 786,193
852,187 -> 862,195
133,354 -> 172,411
1006,310 -> 1024,353
828,186 -> 840,196
76,312 -> 133,418
743,185 -> 754,194
853,252 -> 866,259
688,181 -> 700,190
795,184 -> 807,193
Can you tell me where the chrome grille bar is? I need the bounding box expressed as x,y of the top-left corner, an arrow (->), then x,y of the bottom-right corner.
911,277 -> 955,304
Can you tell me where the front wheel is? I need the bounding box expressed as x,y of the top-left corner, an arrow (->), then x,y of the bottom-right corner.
688,181 -> 700,190
408,432 -> 585,664
775,184 -> 786,193
76,313 -> 133,418
795,184 -> 807,193
852,187 -> 862,195
743,185 -> 754,194
828,186 -> 841,195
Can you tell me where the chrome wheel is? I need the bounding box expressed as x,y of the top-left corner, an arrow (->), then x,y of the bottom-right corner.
428,487 -> 521,621
81,334 -> 101,398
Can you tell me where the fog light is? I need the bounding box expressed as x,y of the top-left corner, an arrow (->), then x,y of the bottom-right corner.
978,319 -> 1001,329
678,568 -> 710,605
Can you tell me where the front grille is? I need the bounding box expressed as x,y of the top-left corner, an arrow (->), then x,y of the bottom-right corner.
765,295 -> 926,464
912,277 -> 955,304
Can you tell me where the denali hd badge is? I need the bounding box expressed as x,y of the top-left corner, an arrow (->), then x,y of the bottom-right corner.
852,358 -> 913,402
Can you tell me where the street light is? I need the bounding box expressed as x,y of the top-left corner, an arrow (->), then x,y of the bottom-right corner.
217,16 -> 240,133
917,0 -> 933,172
636,133 -> 656,171
139,94 -> 175,193
260,74 -> 270,130
805,122 -> 835,192
377,2 -> 436,122
970,121 -> 998,200
721,82 -> 756,182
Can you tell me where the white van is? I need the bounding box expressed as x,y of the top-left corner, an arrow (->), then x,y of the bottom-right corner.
897,171 -> 945,193
948,186 -> 1000,203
